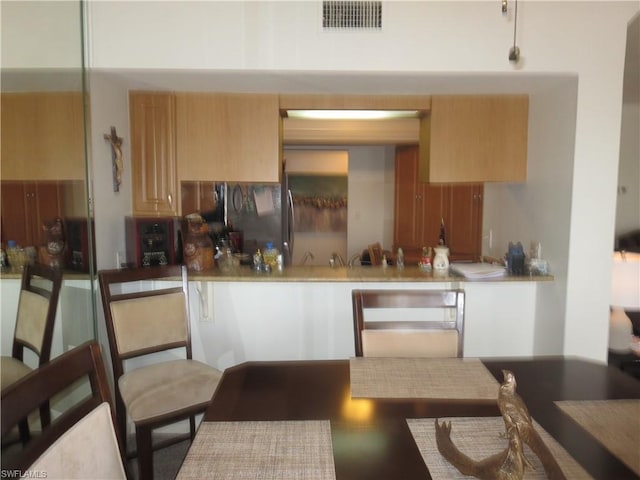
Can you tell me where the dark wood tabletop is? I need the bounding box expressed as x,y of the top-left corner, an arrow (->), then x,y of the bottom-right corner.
203,357 -> 640,480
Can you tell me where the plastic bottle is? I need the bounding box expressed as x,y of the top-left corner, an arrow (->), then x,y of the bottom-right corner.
396,247 -> 405,269
253,249 -> 263,270
263,242 -> 279,268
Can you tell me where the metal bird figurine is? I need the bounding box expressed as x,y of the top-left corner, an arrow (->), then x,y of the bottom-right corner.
497,370 -> 567,480
435,419 -> 530,480
434,370 -> 568,480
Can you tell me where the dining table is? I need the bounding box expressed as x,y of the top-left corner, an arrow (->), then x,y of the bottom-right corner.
176,357 -> 640,480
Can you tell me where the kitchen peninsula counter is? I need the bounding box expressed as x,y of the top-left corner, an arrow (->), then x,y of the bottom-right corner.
183,265 -> 557,371
188,265 -> 553,283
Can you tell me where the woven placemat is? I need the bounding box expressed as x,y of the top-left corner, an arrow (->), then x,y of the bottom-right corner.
407,416 -> 592,479
555,399 -> 640,476
176,420 -> 336,480
350,357 -> 499,400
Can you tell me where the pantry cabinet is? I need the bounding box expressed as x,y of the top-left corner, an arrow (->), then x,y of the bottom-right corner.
420,95 -> 528,183
130,92 -> 178,216
1,92 -> 85,181
175,93 -> 281,182
0,181 -> 62,247
394,146 -> 483,263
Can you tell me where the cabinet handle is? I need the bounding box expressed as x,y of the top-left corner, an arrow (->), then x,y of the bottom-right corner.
168,193 -> 173,206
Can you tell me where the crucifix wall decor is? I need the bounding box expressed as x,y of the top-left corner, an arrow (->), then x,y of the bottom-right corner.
104,126 -> 124,192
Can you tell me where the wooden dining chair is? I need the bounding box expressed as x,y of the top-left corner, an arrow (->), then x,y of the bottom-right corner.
0,263 -> 63,442
352,289 -> 465,358
99,265 -> 223,480
1,341 -> 126,479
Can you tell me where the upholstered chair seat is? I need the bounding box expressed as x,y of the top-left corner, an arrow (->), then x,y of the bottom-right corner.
119,360 -> 221,424
0,357 -> 33,390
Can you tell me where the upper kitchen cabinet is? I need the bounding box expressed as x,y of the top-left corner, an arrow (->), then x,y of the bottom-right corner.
176,93 -> 281,182
420,95 -> 529,183
1,92 -> 85,180
395,145 -> 483,263
130,91 -> 178,216
0,181 -> 62,247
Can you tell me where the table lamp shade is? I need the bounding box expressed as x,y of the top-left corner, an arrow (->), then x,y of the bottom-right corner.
609,251 -> 640,353
611,252 -> 640,309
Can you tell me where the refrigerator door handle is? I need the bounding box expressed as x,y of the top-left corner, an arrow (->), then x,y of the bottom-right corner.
287,188 -> 295,257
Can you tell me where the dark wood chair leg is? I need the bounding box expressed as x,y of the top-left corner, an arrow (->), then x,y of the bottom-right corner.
39,400 -> 51,428
116,397 -> 128,459
18,419 -> 30,445
136,425 -> 154,480
189,415 -> 196,441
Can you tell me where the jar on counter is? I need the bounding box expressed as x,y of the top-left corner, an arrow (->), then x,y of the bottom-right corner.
6,240 -> 25,270
433,246 -> 450,271
182,215 -> 215,272
419,247 -> 432,271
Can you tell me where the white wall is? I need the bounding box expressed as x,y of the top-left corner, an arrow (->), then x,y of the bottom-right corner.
82,1 -> 639,362
1,0 -> 82,69
88,72 -> 133,269
347,146 -> 395,262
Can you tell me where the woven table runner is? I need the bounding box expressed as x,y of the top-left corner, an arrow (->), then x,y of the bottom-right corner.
350,357 -> 499,400
176,420 -> 336,480
555,399 -> 640,476
407,416 -> 592,479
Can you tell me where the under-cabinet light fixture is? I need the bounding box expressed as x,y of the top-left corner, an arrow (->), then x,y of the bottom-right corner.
285,110 -> 419,120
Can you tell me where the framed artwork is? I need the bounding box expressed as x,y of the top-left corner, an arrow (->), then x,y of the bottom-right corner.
289,175 -> 347,233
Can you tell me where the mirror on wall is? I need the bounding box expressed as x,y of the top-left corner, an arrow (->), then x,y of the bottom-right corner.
0,1 -> 96,361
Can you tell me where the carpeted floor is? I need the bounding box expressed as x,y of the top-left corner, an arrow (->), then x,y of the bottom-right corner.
126,435 -> 191,480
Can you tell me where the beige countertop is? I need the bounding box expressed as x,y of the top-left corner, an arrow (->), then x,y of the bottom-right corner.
0,267 -> 91,280
0,265 -> 553,283
187,265 -> 553,283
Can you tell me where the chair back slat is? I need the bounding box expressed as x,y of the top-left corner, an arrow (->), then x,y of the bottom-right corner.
352,289 -> 465,358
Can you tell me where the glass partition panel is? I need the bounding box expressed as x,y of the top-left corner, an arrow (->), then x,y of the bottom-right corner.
1,0 -> 96,362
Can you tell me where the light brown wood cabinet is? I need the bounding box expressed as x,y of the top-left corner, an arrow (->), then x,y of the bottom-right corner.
395,146 -> 483,263
1,181 -> 62,247
175,93 -> 281,182
129,92 -> 178,216
420,95 -> 528,183
1,92 -> 85,181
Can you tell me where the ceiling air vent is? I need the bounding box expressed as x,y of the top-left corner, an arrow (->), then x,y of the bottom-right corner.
322,1 -> 382,30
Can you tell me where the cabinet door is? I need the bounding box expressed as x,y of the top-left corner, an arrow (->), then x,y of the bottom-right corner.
180,181 -> 219,216
1,182 -> 29,245
176,93 -> 281,182
420,183 -> 446,248
0,181 -> 61,247
425,95 -> 528,183
130,92 -> 177,216
445,184 -> 483,261
394,146 -> 420,248
34,182 -> 63,245
1,92 -> 85,181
